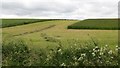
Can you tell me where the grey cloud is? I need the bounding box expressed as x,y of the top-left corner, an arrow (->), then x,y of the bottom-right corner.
1,0 -> 119,19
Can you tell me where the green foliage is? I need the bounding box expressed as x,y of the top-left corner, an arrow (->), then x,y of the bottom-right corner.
68,19 -> 119,30
2,38 -> 31,66
2,37 -> 119,66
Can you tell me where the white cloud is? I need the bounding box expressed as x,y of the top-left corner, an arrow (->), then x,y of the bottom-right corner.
0,0 -> 119,19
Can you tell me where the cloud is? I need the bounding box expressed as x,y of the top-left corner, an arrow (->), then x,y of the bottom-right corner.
0,0 -> 119,19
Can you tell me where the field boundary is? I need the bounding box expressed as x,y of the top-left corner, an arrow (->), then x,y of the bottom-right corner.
13,25 -> 56,36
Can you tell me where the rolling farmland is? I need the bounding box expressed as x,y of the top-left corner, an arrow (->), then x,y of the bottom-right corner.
2,19 -> 119,66
2,19 -> 118,49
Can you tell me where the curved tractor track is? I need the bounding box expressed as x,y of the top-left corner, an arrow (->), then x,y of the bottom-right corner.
13,25 -> 56,36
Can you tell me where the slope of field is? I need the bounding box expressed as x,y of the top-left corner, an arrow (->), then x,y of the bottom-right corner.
68,19 -> 119,30
1,19 -> 54,28
2,20 -> 118,50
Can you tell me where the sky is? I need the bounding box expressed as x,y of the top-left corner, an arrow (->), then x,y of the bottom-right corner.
0,0 -> 119,19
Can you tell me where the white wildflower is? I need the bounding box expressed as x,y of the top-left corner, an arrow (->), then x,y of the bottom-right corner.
92,52 -> 95,56
100,52 -> 103,55
95,46 -> 99,49
58,49 -> 61,52
81,53 -> 86,57
73,56 -> 77,60
74,57 -> 77,60
78,57 -> 83,61
93,48 -> 95,51
111,57 -> 113,59
105,45 -> 108,47
74,43 -> 77,46
108,50 -> 113,54
61,63 -> 66,66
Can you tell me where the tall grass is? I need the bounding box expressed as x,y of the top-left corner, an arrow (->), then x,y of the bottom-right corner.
2,37 -> 119,66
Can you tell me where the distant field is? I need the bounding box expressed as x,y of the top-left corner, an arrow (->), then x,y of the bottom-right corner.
1,19 -> 56,28
68,19 -> 119,30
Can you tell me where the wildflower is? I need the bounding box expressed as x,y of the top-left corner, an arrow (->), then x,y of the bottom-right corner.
100,52 -> 103,55
78,57 -> 83,61
73,56 -> 77,60
95,46 -> 99,49
105,45 -> 108,47
93,48 -> 95,51
111,57 -> 113,59
92,52 -> 95,56
74,57 -> 77,60
74,43 -> 77,46
116,45 -> 118,48
61,63 -> 66,66
98,57 -> 101,60
81,53 -> 86,57
108,50 -> 112,54
58,49 -> 61,52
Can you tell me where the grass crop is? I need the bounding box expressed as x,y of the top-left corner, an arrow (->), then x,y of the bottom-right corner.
68,19 -> 119,30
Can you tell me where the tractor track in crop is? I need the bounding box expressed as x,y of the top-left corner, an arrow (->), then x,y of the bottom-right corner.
13,25 -> 56,36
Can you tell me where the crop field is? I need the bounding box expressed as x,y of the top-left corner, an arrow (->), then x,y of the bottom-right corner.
1,19 -> 55,28
68,19 -> 119,30
2,19 -> 119,66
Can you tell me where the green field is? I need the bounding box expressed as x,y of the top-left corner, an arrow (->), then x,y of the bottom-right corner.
2,19 -> 119,66
2,19 -> 118,49
68,19 -> 119,30
1,19 -> 56,28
